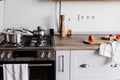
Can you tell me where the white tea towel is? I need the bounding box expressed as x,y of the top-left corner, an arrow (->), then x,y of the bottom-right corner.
111,41 -> 120,64
99,43 -> 112,57
99,41 -> 120,64
3,64 -> 13,80
3,64 -> 29,80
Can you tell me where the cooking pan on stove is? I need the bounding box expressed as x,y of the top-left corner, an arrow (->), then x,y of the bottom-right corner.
22,26 -> 45,36
1,28 -> 23,44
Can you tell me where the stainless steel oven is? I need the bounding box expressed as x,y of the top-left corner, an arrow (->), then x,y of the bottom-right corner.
0,49 -> 55,80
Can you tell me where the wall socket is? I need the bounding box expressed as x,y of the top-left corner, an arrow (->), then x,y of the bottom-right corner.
78,14 -> 95,21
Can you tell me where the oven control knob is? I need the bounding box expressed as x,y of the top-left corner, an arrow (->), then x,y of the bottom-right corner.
47,51 -> 51,58
0,51 -> 5,59
41,51 -> 45,58
7,51 -> 12,59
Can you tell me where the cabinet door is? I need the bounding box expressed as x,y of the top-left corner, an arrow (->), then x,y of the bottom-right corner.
71,50 -> 120,80
56,50 -> 70,80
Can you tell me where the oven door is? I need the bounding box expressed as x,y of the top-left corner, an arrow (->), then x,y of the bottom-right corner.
0,61 -> 55,80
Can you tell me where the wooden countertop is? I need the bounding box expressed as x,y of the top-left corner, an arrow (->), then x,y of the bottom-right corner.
55,34 -> 109,50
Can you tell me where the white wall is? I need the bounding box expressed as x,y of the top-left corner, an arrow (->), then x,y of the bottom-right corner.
61,1 -> 120,33
4,0 -> 57,31
1,0 -> 120,34
0,0 -> 4,31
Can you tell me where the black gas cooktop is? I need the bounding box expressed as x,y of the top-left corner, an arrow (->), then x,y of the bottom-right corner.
0,35 -> 54,48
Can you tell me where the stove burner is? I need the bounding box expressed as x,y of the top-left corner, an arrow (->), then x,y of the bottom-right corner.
3,43 -> 17,47
23,35 -> 53,47
0,35 -> 54,48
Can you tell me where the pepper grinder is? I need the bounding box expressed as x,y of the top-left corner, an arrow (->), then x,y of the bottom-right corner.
60,15 -> 65,37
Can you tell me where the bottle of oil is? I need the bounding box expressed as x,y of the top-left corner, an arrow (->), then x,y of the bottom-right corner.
60,15 -> 65,37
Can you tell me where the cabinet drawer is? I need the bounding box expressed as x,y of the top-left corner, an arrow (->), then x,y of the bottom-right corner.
71,50 -> 120,80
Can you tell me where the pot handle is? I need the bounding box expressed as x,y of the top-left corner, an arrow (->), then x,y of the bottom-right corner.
37,26 -> 40,31
15,29 -> 23,32
22,28 -> 33,33
4,28 -> 12,32
0,32 -> 6,35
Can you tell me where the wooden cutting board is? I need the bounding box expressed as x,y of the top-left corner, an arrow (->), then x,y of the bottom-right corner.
83,40 -> 112,44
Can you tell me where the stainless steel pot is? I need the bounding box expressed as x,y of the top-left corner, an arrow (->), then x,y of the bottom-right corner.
33,30 -> 45,36
1,29 -> 23,44
7,33 -> 22,44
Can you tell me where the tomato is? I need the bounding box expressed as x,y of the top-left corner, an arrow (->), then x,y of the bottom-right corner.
116,34 -> 120,40
109,34 -> 114,37
88,35 -> 94,42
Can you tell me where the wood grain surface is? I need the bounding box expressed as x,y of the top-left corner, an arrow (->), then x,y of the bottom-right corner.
55,34 -> 109,50
83,40 -> 112,44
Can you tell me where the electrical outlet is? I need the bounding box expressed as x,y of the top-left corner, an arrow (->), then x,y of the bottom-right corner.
81,16 -> 84,19
78,15 -> 95,20
92,16 -> 95,19
87,16 -> 89,19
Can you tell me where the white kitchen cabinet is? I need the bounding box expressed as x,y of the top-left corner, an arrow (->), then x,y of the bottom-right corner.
71,50 -> 120,80
56,50 -> 70,80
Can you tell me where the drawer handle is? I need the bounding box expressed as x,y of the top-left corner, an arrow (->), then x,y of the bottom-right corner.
80,64 -> 89,68
58,55 -> 64,72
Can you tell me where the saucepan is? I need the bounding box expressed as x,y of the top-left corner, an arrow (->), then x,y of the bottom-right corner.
1,28 -> 23,44
22,26 -> 45,36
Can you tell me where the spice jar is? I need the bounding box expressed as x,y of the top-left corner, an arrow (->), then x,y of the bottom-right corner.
67,29 -> 72,37
66,18 -> 72,37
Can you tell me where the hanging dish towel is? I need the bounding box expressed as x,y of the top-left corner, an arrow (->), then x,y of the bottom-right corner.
99,41 -> 120,64
3,64 -> 29,80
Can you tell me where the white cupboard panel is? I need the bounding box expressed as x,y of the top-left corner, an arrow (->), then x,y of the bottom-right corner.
56,50 -> 70,80
71,50 -> 120,80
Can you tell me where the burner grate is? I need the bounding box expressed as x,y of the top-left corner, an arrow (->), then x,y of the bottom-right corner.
0,35 -> 54,48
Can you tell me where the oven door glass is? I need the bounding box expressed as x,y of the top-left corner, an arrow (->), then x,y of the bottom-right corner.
0,67 -> 3,80
29,66 -> 55,80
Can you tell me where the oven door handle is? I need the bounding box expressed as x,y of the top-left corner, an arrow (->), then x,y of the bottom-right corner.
58,55 -> 64,72
0,64 -> 52,67
29,64 -> 52,67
